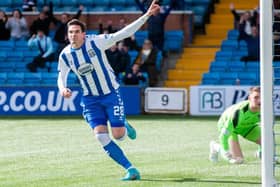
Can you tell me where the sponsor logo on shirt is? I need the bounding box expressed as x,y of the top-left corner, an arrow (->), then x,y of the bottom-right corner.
77,63 -> 94,76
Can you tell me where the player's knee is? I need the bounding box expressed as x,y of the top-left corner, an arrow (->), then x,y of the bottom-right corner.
95,133 -> 111,146
112,128 -> 127,141
113,132 -> 126,141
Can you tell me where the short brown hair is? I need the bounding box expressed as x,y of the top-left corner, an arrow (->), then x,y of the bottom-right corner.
249,86 -> 260,94
67,19 -> 86,32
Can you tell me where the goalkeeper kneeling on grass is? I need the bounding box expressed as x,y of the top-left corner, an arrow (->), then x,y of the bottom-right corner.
209,86 -> 261,164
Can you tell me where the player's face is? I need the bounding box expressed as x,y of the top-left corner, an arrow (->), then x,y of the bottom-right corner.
249,91 -> 261,112
68,25 -> 85,48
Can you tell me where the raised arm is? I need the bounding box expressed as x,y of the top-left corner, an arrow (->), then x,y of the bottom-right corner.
73,5 -> 83,20
95,0 -> 160,50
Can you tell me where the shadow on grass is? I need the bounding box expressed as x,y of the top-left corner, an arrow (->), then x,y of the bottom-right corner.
141,177 -> 260,185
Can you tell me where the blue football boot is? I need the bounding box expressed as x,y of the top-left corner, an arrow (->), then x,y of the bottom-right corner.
124,120 -> 136,140
121,168 -> 141,181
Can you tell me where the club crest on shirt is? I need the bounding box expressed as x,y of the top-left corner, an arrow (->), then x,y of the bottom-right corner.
88,49 -> 96,58
77,63 -> 94,76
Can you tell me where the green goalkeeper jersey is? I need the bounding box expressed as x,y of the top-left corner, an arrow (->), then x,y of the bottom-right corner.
217,100 -> 260,151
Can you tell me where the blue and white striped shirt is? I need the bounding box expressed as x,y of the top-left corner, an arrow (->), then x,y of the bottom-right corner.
58,14 -> 149,96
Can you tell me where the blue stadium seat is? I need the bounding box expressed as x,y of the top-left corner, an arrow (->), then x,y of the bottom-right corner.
14,40 -> 29,51
109,6 -> 125,11
41,72 -> 58,85
0,51 -> 7,61
274,71 -> 280,85
0,62 -> 15,72
6,72 -> 24,85
68,72 -> 78,86
86,30 -> 98,35
227,61 -> 245,72
0,73 -> 7,85
221,40 -> 238,51
48,61 -> 58,72
90,6 -> 108,12
246,62 -> 260,72
0,0 -> 12,11
128,50 -> 138,66
79,0 -> 94,7
118,72 -> 125,86
210,61 -> 228,72
110,0 -> 126,6
6,52 -> 23,62
48,30 -> 56,39
93,0 -> 110,6
232,50 -> 248,61
238,40 -> 248,51
238,72 -> 257,85
37,0 -> 45,7
227,29 -> 239,40
12,0 -> 22,8
274,62 -> 280,74
14,62 -> 29,72
156,51 -> 163,71
0,41 -> 14,50
192,0 -> 211,6
201,72 -> 220,85
140,72 -> 149,87
184,0 -> 192,9
192,6 -> 207,27
124,6 -> 138,11
164,30 -> 184,52
125,0 -> 136,6
0,0 -> 12,7
215,51 -> 232,61
23,72 -> 42,86
60,0 -> 75,7
273,61 -> 280,68
219,72 -> 238,85
135,31 -> 148,45
24,51 -> 39,58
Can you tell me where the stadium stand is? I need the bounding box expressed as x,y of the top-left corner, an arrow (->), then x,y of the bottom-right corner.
0,29 -> 177,87
0,0 -> 215,88
165,0 -> 259,89
201,29 -> 259,85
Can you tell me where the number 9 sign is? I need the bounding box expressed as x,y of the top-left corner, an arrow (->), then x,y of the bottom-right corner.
144,88 -> 187,114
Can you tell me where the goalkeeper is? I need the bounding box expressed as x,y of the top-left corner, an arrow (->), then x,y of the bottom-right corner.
209,86 -> 261,164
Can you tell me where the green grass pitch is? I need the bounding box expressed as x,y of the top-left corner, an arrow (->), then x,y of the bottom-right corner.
0,115 -> 279,187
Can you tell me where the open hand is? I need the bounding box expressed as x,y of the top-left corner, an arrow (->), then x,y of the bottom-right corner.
147,0 -> 160,16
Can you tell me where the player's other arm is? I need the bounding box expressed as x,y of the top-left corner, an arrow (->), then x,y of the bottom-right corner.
57,56 -> 72,98
219,119 -> 235,160
95,0 -> 160,50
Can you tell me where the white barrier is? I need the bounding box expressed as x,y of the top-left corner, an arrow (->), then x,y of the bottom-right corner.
144,87 -> 188,114
190,86 -> 280,116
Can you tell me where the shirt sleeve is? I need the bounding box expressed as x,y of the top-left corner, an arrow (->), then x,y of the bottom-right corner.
219,118 -> 235,152
27,37 -> 37,48
93,13 -> 150,50
57,55 -> 71,93
20,18 -> 28,30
